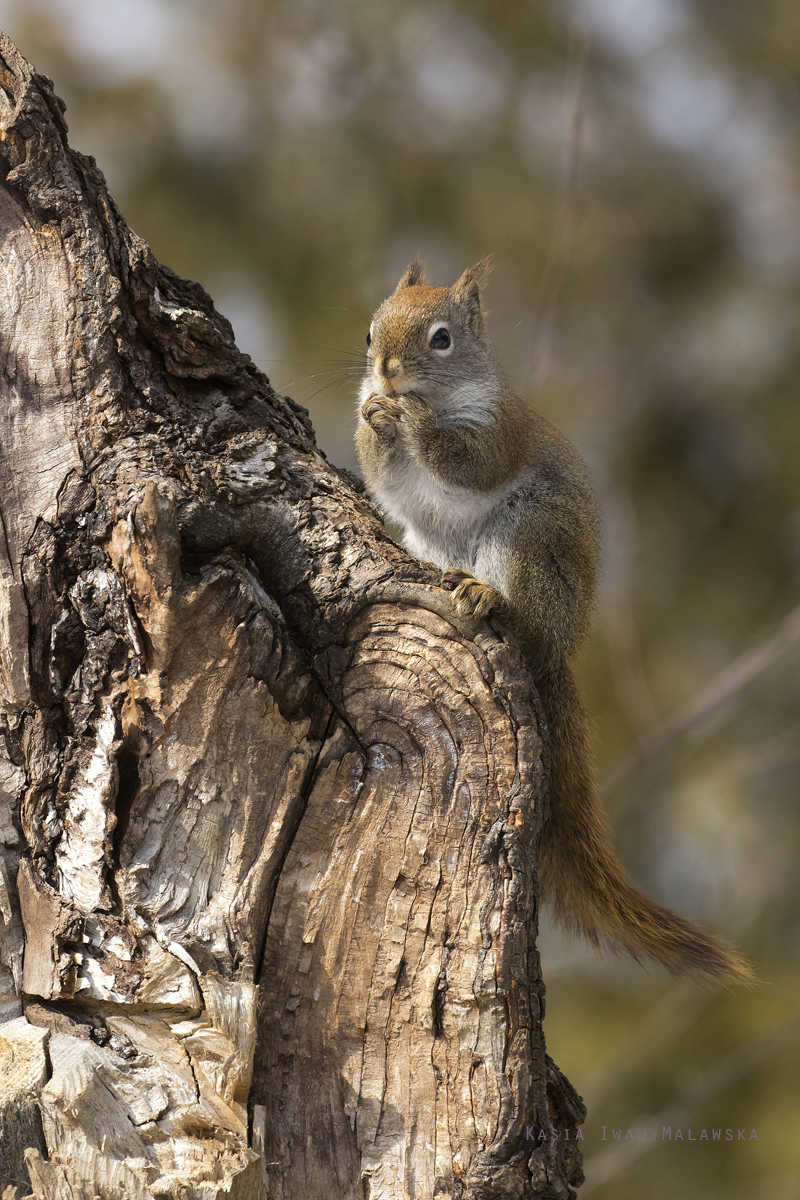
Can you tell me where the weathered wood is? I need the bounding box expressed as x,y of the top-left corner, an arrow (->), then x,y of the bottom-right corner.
0,34 -> 585,1200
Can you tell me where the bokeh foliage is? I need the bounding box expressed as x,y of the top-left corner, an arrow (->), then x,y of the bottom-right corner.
1,0 -> 799,1195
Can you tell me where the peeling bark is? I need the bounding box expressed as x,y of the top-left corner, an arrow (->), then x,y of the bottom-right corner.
0,35 -> 585,1200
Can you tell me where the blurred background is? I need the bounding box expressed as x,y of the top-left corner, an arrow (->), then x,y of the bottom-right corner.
1,0 -> 799,1194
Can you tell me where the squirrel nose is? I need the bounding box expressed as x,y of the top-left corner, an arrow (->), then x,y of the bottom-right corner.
378,357 -> 402,380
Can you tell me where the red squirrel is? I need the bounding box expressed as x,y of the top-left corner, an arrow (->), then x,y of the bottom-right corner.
355,258 -> 752,983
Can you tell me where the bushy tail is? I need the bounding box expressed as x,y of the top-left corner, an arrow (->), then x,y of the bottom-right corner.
533,655 -> 753,984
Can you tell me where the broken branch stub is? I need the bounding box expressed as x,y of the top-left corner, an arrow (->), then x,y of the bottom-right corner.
0,33 -> 584,1200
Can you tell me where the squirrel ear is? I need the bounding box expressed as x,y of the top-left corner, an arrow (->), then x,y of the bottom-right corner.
394,258 -> 427,291
452,256 -> 493,333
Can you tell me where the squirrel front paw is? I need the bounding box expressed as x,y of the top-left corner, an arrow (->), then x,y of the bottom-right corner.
361,391 -> 434,440
442,569 -> 502,620
361,393 -> 405,438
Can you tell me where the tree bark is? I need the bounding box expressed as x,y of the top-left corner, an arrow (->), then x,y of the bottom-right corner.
0,35 -> 585,1200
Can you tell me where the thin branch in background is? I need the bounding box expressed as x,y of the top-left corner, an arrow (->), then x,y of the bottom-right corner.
579,1014 -> 800,1196
531,19 -> 591,384
723,722 -> 800,778
602,601 -> 800,807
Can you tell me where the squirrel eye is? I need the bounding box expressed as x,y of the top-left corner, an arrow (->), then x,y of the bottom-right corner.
430,328 -> 451,350
366,331 -> 372,347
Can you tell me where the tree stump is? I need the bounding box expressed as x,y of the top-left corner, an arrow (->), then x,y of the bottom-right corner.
0,34 -> 585,1200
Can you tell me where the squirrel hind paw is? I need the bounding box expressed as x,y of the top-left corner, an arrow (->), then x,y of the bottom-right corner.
446,572 -> 502,620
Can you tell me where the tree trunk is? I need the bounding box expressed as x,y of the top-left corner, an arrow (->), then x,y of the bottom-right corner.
0,35 -> 585,1200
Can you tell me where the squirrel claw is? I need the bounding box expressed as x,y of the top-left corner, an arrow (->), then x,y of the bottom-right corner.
440,568 -> 471,590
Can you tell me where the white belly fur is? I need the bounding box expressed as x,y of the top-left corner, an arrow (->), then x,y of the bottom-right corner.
372,453 -> 522,598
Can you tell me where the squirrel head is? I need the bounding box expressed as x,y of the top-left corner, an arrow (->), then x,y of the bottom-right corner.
363,257 -> 498,410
